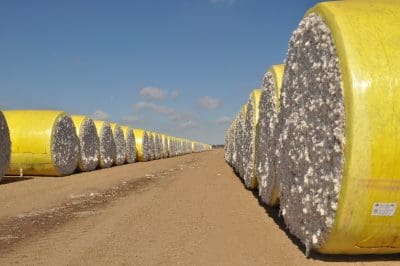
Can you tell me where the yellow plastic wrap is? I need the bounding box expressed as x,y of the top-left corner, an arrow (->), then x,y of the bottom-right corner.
133,128 -> 148,162
161,134 -> 169,158
306,0 -> 400,254
4,110 -> 79,176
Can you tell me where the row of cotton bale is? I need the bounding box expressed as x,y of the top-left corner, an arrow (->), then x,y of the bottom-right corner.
225,0 -> 400,256
0,110 -> 211,180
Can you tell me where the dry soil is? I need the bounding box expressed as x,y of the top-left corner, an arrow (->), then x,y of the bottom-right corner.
0,149 -> 398,265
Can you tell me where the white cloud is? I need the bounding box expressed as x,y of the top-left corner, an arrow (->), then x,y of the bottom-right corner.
121,115 -> 141,123
215,116 -> 231,125
170,90 -> 179,100
198,96 -> 220,109
209,0 -> 236,6
139,86 -> 180,101
91,110 -> 109,120
134,101 -> 176,116
176,120 -> 198,130
139,86 -> 167,100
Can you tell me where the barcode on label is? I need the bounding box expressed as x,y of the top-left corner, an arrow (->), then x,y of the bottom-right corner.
371,203 -> 397,216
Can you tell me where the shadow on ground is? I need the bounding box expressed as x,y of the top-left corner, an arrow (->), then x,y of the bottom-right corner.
228,166 -> 400,263
0,176 -> 33,185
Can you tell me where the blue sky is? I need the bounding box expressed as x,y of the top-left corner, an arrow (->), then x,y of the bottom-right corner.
0,0 -> 320,144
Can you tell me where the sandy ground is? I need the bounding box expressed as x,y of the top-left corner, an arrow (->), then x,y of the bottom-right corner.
0,149 -> 399,265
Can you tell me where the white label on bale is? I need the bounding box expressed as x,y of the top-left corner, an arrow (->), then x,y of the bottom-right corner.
371,203 -> 397,216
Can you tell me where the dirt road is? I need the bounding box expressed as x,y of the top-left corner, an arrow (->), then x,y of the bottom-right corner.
0,149 -> 398,265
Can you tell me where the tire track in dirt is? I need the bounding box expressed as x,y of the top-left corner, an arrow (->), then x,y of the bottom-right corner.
0,159 -> 199,252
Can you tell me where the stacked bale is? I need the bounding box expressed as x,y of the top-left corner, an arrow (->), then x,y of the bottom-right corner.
256,64 -> 284,206
120,126 -> 136,163
4,110 -> 79,176
277,1 -> 400,255
110,123 -> 126,166
71,115 -> 100,172
133,129 -> 151,162
0,111 -> 11,181
94,121 -> 116,168
243,89 -> 262,189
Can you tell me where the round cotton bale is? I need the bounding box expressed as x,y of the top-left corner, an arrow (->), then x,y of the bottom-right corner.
186,140 -> 191,154
182,139 -> 186,154
278,1 -> 400,255
168,137 -> 173,157
255,64 -> 284,206
160,134 -> 166,158
110,123 -> 126,166
182,139 -> 187,155
230,116 -> 239,169
147,132 -> 155,160
180,139 -> 184,155
187,140 -> 190,153
243,89 -> 262,189
71,115 -> 100,172
150,132 -> 158,160
235,105 -> 247,178
224,129 -> 230,160
179,139 -> 184,155
154,133 -> 162,159
156,133 -> 162,158
120,126 -> 136,163
93,120 -> 116,168
229,123 -> 237,166
0,111 -> 11,181
169,137 -> 176,157
133,129 -> 151,162
175,138 -> 180,156
162,135 -> 169,158
4,110 -> 78,176
183,139 -> 187,154
156,134 -> 163,159
228,119 -> 238,167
